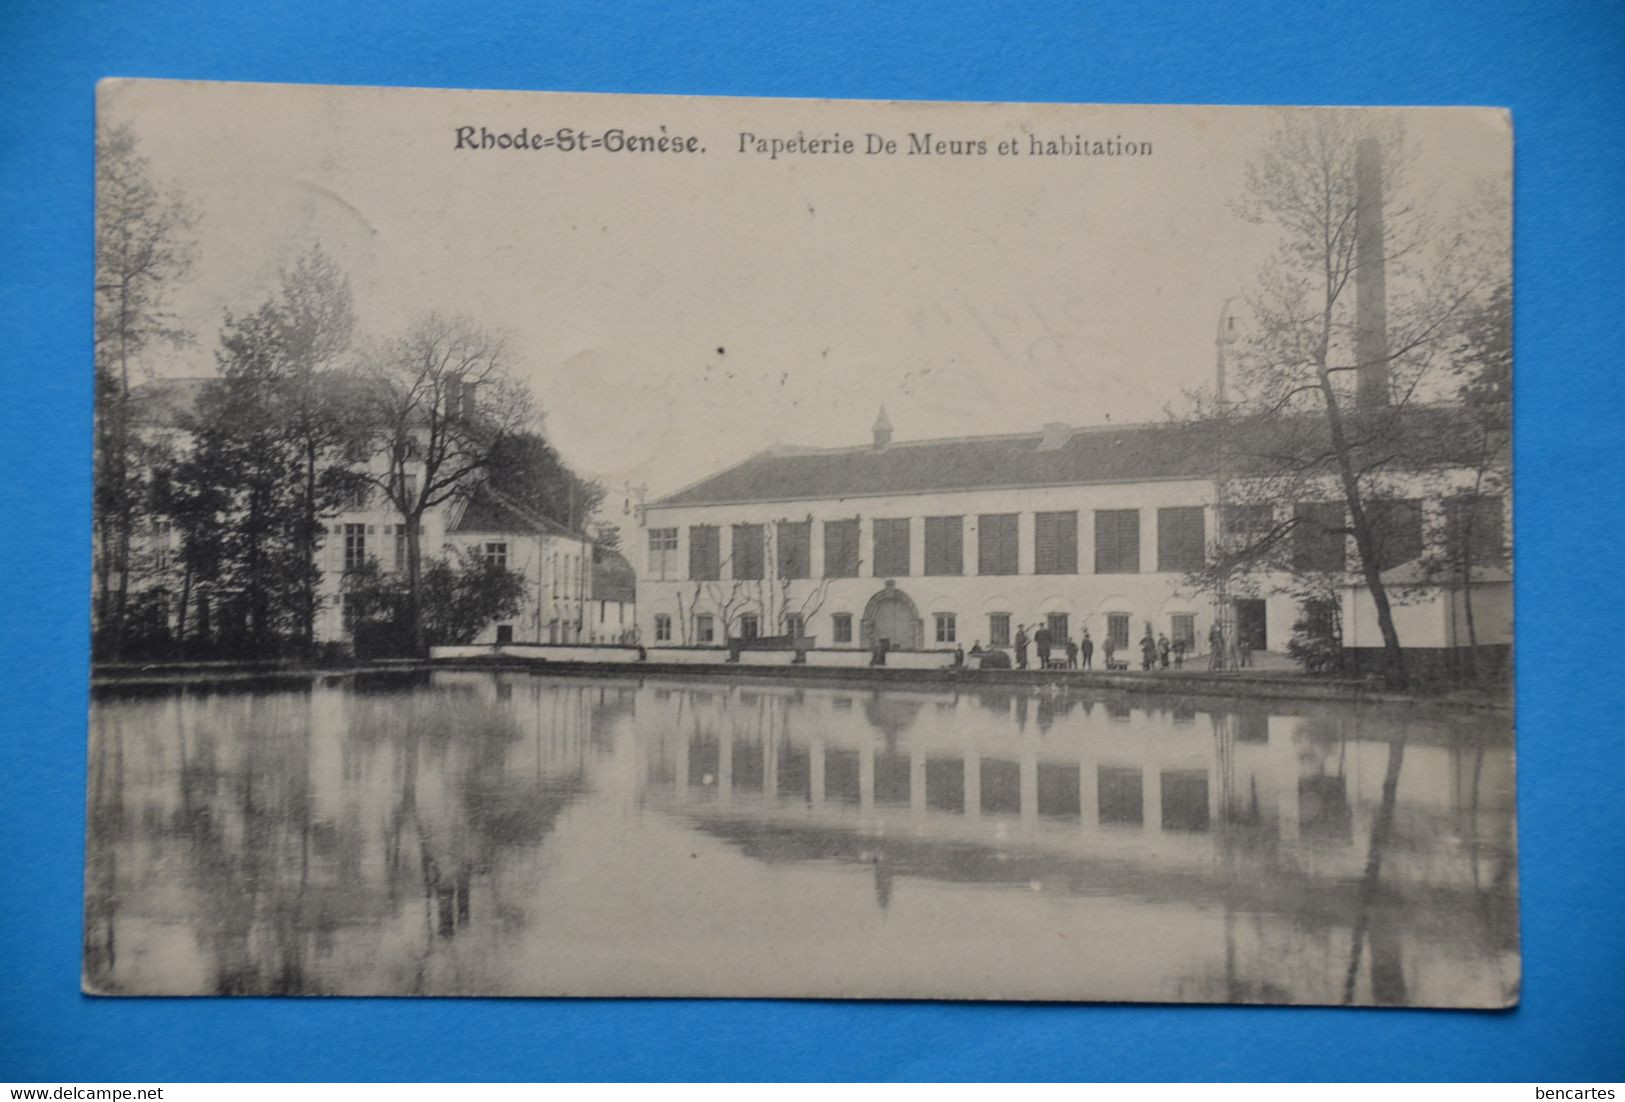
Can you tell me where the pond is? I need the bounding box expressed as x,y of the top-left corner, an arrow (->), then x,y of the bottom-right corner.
84,670 -> 1518,1005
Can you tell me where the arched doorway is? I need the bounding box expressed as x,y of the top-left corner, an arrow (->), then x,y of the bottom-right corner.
860,581 -> 923,650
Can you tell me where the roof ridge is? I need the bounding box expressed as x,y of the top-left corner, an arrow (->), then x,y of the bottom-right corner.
752,420 -> 1169,459
481,484 -> 587,540
651,446 -> 784,506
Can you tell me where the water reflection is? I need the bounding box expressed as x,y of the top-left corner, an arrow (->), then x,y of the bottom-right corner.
86,672 -> 1518,1005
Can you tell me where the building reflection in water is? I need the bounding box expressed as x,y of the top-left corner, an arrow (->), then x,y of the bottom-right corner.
639,681 -> 1517,1007
86,672 -> 1517,1005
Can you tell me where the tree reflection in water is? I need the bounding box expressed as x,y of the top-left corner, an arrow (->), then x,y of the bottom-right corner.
87,672 -> 1517,1005
86,673 -> 603,995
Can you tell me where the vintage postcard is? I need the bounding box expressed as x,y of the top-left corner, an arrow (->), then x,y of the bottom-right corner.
86,80 -> 1515,1005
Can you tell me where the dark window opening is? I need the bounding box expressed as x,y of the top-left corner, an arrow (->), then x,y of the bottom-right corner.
1098,766 -> 1144,825
873,518 -> 911,577
925,757 -> 965,813
1157,506 -> 1206,572
978,513 -> 1019,575
1037,763 -> 1081,818
1095,510 -> 1140,574
923,515 -> 964,575
980,758 -> 1021,815
777,520 -> 811,579
1034,511 -> 1079,574
732,523 -> 765,580
823,518 -> 860,577
688,525 -> 720,580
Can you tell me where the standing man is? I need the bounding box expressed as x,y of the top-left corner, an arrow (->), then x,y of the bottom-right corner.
1035,621 -> 1052,669
1014,624 -> 1029,670
1080,629 -> 1094,670
1209,621 -> 1225,671
1140,625 -> 1157,671
1065,634 -> 1079,669
1158,632 -> 1171,670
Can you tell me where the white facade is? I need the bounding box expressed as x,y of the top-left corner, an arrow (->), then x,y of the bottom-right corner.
635,424 -> 1510,663
316,482 -> 624,647
638,477 -> 1282,658
1342,575 -> 1512,651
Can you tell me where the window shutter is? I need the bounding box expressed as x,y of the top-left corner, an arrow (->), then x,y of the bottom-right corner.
978,514 -> 1018,575
1095,510 -> 1141,574
689,525 -> 719,580
1035,512 -> 1077,574
823,519 -> 860,578
873,519 -> 910,577
1156,507 -> 1205,573
732,523 -> 764,580
924,516 -> 963,575
777,520 -> 811,579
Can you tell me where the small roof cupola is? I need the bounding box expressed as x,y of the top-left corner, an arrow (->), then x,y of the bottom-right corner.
872,406 -> 893,450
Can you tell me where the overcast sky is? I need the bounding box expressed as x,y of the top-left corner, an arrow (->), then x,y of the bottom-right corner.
104,81 -> 1510,504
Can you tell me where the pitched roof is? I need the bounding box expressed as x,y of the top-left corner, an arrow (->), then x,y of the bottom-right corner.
652,405 -> 1502,508
450,487 -> 584,539
654,421 -> 1228,507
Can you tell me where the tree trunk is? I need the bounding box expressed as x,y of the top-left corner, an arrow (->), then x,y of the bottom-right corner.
107,345 -> 132,662
175,563 -> 193,660
1458,466 -> 1487,685
196,588 -> 212,652
93,536 -> 112,655
1460,554 -> 1479,684
106,277 -> 137,663
1325,405 -> 1408,689
112,516 -> 132,660
1313,290 -> 1407,689
405,513 -> 425,655
300,442 -> 319,653
246,487 -> 264,655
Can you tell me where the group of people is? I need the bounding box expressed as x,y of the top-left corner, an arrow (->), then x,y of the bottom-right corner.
956,621 -> 1196,673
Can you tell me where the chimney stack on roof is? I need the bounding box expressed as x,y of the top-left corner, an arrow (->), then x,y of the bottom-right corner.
1355,136 -> 1391,409
872,406 -> 893,450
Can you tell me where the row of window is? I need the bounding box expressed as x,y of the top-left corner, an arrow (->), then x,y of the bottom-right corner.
647,496 -> 1505,582
332,523 -> 498,573
927,610 -> 1195,650
649,609 -> 1196,651
653,610 -> 821,644
648,512 -> 1160,582
674,750 -> 1224,830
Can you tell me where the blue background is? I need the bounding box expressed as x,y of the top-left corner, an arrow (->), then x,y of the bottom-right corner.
3,0 -> 1622,1083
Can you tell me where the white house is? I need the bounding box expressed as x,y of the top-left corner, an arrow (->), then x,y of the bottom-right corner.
126,376 -> 632,652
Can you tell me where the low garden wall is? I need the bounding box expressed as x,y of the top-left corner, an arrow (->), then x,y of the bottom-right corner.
429,642 -> 959,670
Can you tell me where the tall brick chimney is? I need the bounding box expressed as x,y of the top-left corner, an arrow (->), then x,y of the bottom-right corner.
1355,136 -> 1390,409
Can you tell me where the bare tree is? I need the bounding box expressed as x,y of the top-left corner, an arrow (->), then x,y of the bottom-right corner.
93,123 -> 198,659
274,247 -> 359,650
701,578 -> 752,642
1412,282 -> 1512,681
359,314 -> 536,653
1212,110 -> 1502,688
